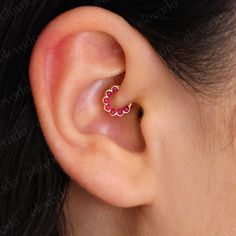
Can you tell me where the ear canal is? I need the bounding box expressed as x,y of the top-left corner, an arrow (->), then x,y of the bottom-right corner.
45,31 -> 145,152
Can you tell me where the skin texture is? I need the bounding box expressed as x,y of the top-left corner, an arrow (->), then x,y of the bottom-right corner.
29,6 -> 236,236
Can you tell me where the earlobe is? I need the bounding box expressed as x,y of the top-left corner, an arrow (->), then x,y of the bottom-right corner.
29,6 -> 157,207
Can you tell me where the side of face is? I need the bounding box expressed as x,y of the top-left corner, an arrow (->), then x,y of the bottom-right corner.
29,6 -> 236,235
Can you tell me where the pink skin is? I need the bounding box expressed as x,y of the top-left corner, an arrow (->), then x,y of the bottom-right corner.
103,86 -> 131,117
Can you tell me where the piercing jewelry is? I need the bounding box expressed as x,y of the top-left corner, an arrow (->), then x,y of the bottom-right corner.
103,85 -> 132,117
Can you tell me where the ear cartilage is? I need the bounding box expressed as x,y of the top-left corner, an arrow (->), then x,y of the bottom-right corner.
103,85 -> 132,117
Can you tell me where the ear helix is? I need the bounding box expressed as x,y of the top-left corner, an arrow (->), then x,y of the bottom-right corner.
103,85 -> 132,117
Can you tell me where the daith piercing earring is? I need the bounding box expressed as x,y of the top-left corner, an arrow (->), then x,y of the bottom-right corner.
103,85 -> 132,117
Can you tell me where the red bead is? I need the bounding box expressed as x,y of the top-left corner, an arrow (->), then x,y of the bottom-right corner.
105,104 -> 111,111
107,91 -> 112,97
103,97 -> 109,104
112,86 -> 119,93
117,109 -> 123,116
110,109 -> 116,115
123,106 -> 130,113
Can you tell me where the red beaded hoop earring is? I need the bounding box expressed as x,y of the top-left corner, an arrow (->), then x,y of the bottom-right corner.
102,85 -> 132,117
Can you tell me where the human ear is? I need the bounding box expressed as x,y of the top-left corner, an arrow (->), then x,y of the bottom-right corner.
29,6 -> 163,207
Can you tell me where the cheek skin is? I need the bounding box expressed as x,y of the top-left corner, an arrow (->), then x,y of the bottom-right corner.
142,74 -> 213,233
144,78 -> 236,234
